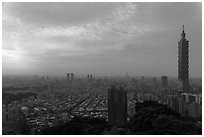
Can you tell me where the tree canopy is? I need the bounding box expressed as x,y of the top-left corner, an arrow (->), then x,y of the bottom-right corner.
40,101 -> 201,135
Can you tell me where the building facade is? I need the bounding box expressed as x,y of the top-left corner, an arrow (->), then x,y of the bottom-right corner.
167,93 -> 202,119
161,76 -> 168,103
67,73 -> 70,81
71,73 -> 74,80
108,86 -> 127,126
178,25 -> 189,93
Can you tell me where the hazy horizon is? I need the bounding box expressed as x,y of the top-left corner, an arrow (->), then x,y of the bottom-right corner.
2,2 -> 202,77
1,73 -> 202,79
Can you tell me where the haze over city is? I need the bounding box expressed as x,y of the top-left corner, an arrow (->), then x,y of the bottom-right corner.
2,2 -> 202,77
2,2 -> 202,135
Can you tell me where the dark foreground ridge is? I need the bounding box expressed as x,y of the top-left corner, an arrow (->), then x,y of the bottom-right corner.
39,101 -> 201,135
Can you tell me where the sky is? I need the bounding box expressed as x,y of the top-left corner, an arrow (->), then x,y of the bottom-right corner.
2,2 -> 202,77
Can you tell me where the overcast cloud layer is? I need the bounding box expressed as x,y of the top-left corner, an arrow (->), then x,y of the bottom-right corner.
2,2 -> 202,77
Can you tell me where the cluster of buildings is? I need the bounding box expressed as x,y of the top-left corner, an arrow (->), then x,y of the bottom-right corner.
2,92 -> 92,134
67,73 -> 74,81
2,26 -> 202,134
105,26 -> 202,127
167,93 -> 202,119
166,26 -> 202,119
73,94 -> 108,118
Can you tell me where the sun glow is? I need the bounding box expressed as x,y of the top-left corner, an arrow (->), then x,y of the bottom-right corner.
3,50 -> 20,59
2,49 -> 38,75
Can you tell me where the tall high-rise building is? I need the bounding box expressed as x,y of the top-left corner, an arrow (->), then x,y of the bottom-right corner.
87,74 -> 92,80
140,76 -> 145,93
67,73 -> 70,81
161,76 -> 168,103
132,78 -> 138,100
71,73 -> 74,80
108,86 -> 127,126
178,25 -> 189,92
162,76 -> 168,88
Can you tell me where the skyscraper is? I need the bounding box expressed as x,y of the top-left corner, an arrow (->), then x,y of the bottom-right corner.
132,78 -> 138,100
108,86 -> 127,126
67,73 -> 70,81
162,76 -> 168,88
71,73 -> 74,80
161,76 -> 168,103
178,25 -> 189,93
87,74 -> 92,80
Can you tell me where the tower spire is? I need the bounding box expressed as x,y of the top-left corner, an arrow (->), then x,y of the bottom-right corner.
182,25 -> 184,32
181,25 -> 185,39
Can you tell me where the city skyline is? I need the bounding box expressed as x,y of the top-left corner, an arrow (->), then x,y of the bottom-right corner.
2,2 -> 202,77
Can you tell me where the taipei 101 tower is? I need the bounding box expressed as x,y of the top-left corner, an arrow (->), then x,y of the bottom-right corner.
178,25 -> 189,93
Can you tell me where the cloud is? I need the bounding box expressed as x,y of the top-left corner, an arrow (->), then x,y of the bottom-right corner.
2,2 -> 201,77
3,3 -> 116,25
3,2 -> 159,60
